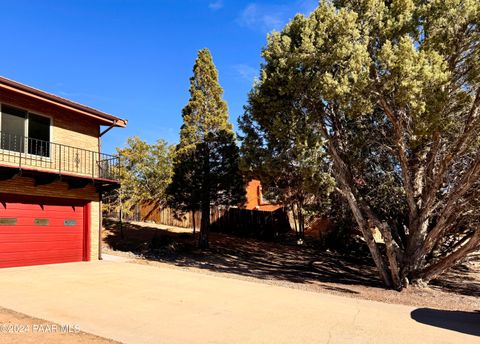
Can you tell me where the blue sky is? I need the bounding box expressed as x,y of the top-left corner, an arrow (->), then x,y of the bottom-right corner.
1,0 -> 318,154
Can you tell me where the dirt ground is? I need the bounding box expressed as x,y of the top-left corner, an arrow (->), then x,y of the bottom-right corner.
103,219 -> 480,312
0,307 -> 118,344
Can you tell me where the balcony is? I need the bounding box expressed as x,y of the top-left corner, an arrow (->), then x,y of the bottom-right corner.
0,131 -> 120,188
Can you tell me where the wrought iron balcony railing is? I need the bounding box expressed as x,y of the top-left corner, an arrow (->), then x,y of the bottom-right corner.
0,131 -> 120,181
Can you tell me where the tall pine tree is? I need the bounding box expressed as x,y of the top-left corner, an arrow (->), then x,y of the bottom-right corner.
168,48 -> 244,248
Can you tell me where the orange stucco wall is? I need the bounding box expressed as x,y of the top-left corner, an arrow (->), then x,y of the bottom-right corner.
244,179 -> 282,212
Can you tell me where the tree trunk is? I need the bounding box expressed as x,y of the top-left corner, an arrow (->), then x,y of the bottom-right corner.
298,205 -> 305,240
199,202 -> 210,249
320,123 -> 394,288
119,208 -> 124,240
198,143 -> 210,249
403,218 -> 429,278
378,222 -> 402,289
292,205 -> 298,236
192,209 -> 196,237
342,188 -> 393,288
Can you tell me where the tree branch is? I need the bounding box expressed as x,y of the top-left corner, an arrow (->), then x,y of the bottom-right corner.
416,155 -> 480,262
422,87 -> 480,220
378,97 -> 419,227
318,114 -> 393,288
416,228 -> 480,283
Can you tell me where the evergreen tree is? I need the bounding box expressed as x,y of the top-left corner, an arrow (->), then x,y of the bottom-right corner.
168,48 -> 244,248
242,1 -> 480,289
104,136 -> 174,217
239,84 -> 335,241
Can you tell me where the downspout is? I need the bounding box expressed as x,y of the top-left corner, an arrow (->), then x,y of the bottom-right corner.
99,193 -> 103,260
97,120 -> 117,260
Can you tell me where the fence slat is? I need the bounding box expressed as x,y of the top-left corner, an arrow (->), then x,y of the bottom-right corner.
120,204 -> 291,239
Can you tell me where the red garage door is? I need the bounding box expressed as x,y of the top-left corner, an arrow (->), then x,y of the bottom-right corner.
0,195 -> 90,268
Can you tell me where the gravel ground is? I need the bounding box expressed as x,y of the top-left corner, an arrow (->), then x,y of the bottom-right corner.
103,219 -> 480,312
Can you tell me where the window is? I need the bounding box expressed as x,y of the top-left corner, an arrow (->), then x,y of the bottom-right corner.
1,105 -> 26,153
0,104 -> 51,157
0,218 -> 17,225
28,114 -> 50,157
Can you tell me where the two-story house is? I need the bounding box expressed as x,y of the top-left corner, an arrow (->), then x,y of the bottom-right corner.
0,76 -> 126,268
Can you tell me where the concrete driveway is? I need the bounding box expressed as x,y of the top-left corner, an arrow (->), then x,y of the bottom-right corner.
0,261 -> 478,344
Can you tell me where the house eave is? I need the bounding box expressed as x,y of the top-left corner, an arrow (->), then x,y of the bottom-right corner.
0,76 -> 127,128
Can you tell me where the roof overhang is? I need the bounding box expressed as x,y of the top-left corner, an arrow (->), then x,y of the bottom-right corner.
0,76 -> 127,128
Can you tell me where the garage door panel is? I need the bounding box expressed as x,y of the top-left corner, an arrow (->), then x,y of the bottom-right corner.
0,223 -> 82,229
0,241 -> 83,253
0,234 -> 83,243
0,224 -> 79,229
0,229 -> 83,235
0,211 -> 83,218
0,211 -> 83,220
0,226 -> 83,234
0,210 -> 83,216
0,204 -> 83,211
0,248 -> 84,260
0,256 -> 85,269
0,197 -> 88,268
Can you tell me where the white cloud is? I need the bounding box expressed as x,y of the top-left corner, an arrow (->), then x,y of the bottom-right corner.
209,0 -> 224,10
233,64 -> 258,83
236,1 -> 318,33
237,3 -> 283,32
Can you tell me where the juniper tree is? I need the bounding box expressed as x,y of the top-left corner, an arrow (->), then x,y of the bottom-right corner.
239,82 -> 335,240
169,48 -> 244,248
105,136 -> 174,217
242,0 -> 480,289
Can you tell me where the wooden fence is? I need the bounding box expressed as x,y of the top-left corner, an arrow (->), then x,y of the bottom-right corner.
117,204 -> 291,239
139,203 -> 200,228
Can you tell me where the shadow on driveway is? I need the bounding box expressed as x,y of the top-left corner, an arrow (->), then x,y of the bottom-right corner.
411,308 -> 480,337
